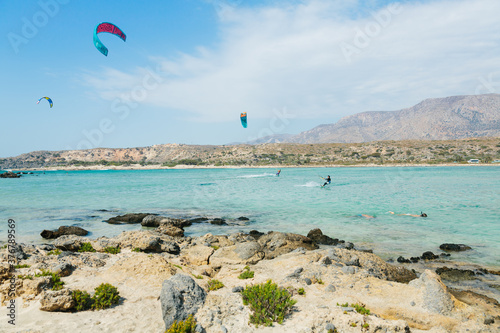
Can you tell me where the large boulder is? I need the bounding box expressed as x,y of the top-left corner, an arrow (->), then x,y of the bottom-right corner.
41,226 -> 89,239
409,270 -> 457,315
116,231 -> 180,254
160,274 -> 207,330
39,289 -> 75,312
0,171 -> 21,178
105,213 -> 152,224
210,241 -> 264,266
156,224 -> 184,238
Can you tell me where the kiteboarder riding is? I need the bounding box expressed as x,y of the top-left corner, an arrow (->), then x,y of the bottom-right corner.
322,175 -> 331,187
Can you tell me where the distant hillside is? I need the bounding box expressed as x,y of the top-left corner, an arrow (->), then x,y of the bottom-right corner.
282,94 -> 500,143
1,138 -> 499,169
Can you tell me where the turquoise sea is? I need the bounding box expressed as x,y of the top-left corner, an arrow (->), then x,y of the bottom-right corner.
1,166 -> 499,268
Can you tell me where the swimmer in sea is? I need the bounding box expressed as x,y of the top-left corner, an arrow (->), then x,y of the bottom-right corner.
389,211 -> 427,217
356,214 -> 375,219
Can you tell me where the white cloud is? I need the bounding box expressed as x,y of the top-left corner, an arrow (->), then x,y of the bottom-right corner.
82,0 -> 500,123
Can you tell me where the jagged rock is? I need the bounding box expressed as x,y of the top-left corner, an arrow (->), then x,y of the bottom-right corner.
41,226 -> 89,239
182,245 -> 214,265
142,215 -> 191,228
156,224 -> 184,237
53,235 -> 88,251
439,243 -> 472,252
20,277 -> 51,297
52,263 -> 74,277
0,263 -> 11,282
188,217 -> 209,223
105,213 -> 151,224
237,216 -> 250,221
257,231 -> 318,259
306,228 -> 339,246
160,274 -> 207,330
409,269 -> 456,315
39,289 -> 75,312
319,256 -> 332,266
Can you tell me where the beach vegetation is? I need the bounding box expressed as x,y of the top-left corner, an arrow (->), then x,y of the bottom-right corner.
211,245 -> 220,250
350,322 -> 357,327
132,247 -> 142,252
173,264 -> 183,270
72,290 -> 93,311
192,274 -> 203,279
352,303 -> 371,315
207,279 -> 224,291
298,288 -> 305,295
78,242 -> 96,253
34,270 -> 64,290
17,274 -> 33,280
14,264 -> 30,269
241,279 -> 297,327
362,323 -> 369,329
47,249 -> 62,255
104,246 -> 121,254
166,314 -> 197,333
91,283 -> 120,310
238,266 -> 254,279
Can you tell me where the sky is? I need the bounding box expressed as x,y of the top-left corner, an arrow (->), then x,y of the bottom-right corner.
1,0 -> 500,158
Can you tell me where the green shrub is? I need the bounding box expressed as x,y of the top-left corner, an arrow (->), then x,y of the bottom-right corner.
91,283 -> 120,310
238,267 -> 254,280
297,288 -> 305,295
207,279 -> 224,291
47,249 -> 62,255
166,314 -> 197,333
104,246 -> 121,254
78,242 -> 96,253
17,274 -> 33,280
352,303 -> 370,315
192,274 -> 203,279
72,290 -> 93,311
362,323 -> 369,329
14,264 -> 30,269
241,280 -> 297,327
132,248 -> 142,252
211,245 -> 220,250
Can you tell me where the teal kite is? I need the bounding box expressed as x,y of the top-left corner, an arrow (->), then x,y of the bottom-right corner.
93,22 -> 126,56
37,97 -> 53,108
240,112 -> 247,128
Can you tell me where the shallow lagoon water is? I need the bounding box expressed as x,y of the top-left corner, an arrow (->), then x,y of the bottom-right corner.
1,166 -> 499,268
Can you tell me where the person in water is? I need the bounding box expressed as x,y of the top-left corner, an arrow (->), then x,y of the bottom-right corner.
276,169 -> 281,177
389,211 -> 428,217
356,214 -> 375,219
322,175 -> 331,187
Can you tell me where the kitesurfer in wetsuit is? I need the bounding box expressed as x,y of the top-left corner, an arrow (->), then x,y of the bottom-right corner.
322,175 -> 331,187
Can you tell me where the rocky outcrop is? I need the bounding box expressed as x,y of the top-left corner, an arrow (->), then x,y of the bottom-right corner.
39,289 -> 75,312
257,232 -> 318,259
307,228 -> 340,246
53,235 -> 88,251
181,245 -> 214,266
160,274 -> 207,330
141,215 -> 191,228
439,243 -> 472,252
105,213 -> 152,224
41,226 -> 89,239
0,171 -> 21,178
156,224 -> 184,237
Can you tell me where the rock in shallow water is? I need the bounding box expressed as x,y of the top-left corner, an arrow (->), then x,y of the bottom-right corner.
439,243 -> 472,252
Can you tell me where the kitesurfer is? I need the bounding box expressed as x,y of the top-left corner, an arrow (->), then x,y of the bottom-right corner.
389,211 -> 427,217
276,169 -> 281,177
322,175 -> 331,187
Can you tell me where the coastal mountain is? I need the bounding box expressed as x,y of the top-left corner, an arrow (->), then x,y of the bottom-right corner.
255,94 -> 500,144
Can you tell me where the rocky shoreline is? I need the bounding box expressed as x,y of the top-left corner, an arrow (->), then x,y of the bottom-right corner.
1,213 -> 499,332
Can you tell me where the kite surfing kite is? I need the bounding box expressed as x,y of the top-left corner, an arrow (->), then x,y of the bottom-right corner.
240,112 -> 247,128
37,97 -> 53,108
93,22 -> 126,56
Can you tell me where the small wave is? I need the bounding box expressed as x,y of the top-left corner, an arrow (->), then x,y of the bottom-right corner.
295,181 -> 321,187
237,173 -> 276,178
199,183 -> 216,186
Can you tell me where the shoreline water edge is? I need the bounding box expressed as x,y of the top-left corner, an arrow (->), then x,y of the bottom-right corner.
1,212 -> 499,332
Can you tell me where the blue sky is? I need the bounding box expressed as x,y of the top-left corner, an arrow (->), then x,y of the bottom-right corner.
1,0 -> 500,157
